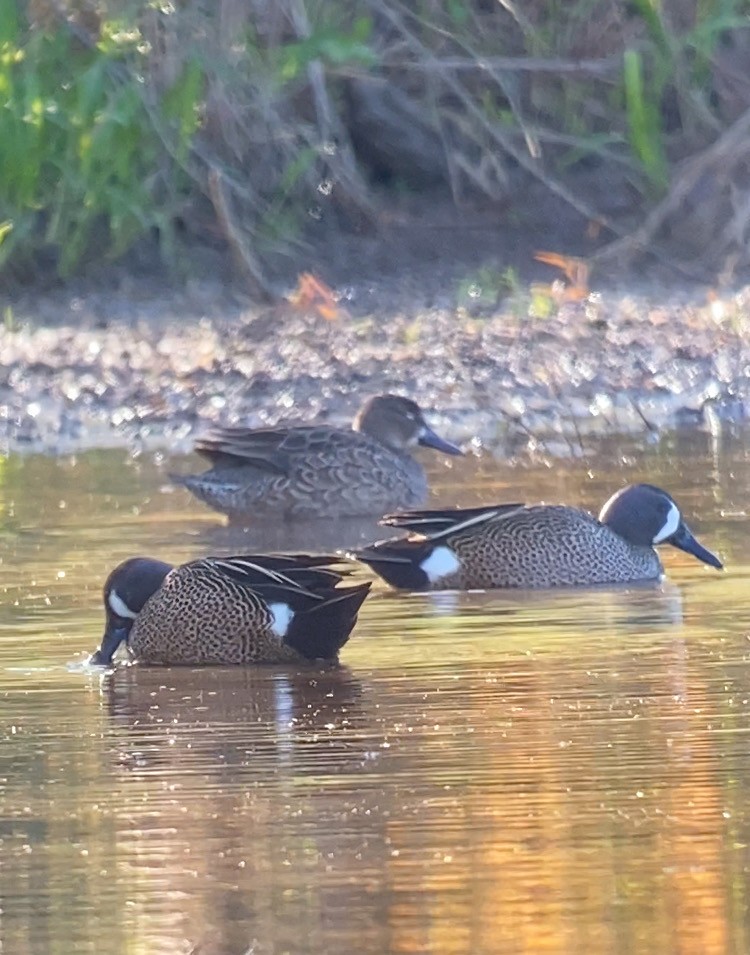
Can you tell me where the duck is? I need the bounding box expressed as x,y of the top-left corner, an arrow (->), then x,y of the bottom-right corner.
171,394 -> 462,521
88,553 -> 371,666
353,483 -> 723,591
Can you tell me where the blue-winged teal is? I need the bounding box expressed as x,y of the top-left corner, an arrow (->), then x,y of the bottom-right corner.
354,483 -> 723,591
89,554 -> 371,666
172,394 -> 462,521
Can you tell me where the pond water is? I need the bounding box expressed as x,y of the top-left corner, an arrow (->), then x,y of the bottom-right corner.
2,429 -> 750,955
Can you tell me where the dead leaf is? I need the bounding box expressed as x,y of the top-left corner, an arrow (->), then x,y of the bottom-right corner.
534,251 -> 590,299
560,284 -> 589,302
287,272 -> 341,321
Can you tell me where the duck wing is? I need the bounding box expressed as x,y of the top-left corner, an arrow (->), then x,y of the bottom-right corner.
194,425 -> 358,476
194,553 -> 354,599
380,503 -> 525,537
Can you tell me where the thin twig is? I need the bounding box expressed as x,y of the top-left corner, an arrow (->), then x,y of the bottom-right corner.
207,168 -> 276,302
289,0 -> 376,225
378,54 -> 622,76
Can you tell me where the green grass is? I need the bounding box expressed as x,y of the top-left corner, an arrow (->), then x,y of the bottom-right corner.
0,2 -> 202,277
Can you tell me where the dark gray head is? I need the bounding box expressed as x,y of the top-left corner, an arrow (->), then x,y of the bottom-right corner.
599,483 -> 722,569
89,557 -> 173,666
353,394 -> 462,456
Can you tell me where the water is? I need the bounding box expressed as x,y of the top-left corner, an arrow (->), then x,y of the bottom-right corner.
2,430 -> 750,954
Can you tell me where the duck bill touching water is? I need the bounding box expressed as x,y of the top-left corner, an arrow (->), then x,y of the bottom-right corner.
354,483 -> 723,591
171,394 -> 463,521
89,554 -> 371,666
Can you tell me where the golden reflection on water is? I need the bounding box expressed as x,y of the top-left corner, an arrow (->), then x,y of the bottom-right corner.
1,430 -> 750,954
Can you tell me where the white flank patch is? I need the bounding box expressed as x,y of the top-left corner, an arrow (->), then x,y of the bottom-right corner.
268,602 -> 294,638
108,590 -> 137,620
653,501 -> 680,544
419,546 -> 461,583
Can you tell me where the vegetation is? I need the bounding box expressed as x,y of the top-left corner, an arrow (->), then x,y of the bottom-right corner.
1,0 -> 749,291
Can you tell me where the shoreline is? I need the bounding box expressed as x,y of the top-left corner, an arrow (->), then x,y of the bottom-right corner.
2,279 -> 749,457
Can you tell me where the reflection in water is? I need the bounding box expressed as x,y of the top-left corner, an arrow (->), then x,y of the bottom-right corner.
419,578 -> 687,632
102,665 -> 368,778
99,667 -> 376,955
1,430 -> 750,954
197,514 -> 388,555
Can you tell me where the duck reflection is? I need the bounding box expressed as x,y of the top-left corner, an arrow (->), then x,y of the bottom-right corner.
99,665 -> 369,780
535,578 -> 687,632
190,515 -> 386,556
419,578 -> 686,630
613,579 -> 685,630
95,665 -> 385,955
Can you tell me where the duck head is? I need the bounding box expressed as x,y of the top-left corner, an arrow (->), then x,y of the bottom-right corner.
354,394 -> 463,456
599,483 -> 723,569
90,557 -> 173,665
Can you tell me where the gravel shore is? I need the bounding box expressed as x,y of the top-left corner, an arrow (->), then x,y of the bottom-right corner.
2,276 -> 749,457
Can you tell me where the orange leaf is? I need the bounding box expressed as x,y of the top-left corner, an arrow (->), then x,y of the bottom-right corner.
534,251 -> 590,298
287,271 -> 340,321
561,285 -> 589,302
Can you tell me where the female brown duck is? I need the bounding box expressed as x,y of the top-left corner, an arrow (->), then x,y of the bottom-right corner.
172,394 -> 462,521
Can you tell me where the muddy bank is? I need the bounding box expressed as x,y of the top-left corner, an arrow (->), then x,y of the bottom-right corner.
1,275 -> 749,457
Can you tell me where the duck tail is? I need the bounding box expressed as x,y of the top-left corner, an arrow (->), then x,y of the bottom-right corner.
284,582 -> 372,661
352,537 -> 436,590
168,471 -> 191,488
168,472 -> 209,495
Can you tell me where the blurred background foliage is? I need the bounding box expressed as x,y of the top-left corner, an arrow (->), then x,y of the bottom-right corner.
1,0 -> 749,291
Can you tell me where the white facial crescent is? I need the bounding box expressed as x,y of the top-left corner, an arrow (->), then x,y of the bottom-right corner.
653,502 -> 680,544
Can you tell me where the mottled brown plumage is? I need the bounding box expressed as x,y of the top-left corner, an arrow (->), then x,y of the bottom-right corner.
172,394 -> 462,521
354,484 -> 723,591
89,554 -> 371,666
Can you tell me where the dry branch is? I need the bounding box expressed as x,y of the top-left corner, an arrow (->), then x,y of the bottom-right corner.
207,168 -> 276,302
592,104 -> 750,275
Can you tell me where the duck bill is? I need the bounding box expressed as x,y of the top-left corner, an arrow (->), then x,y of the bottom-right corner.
418,425 -> 463,456
669,523 -> 723,569
89,623 -> 129,666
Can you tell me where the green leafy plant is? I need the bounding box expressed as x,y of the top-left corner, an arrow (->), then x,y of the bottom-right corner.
274,15 -> 376,84
0,3 -> 204,278
623,48 -> 669,192
457,265 -> 521,311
